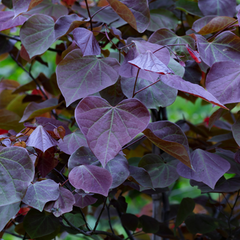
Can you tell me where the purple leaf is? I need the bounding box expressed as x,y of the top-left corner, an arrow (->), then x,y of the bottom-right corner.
196,32 -> 240,67
206,61 -> 240,105
58,130 -> 88,155
149,28 -> 195,61
0,147 -> 34,206
20,98 -> 60,123
139,154 -> 179,188
119,40 -> 170,82
45,187 -> 75,217
75,96 -> 150,167
73,28 -> 101,56
0,11 -> 27,31
192,16 -> 216,32
69,165 -> 112,196
105,154 -> 130,188
143,121 -> 191,168
198,0 -> 236,17
148,9 -> 178,31
27,0 -> 68,20
74,191 -> 97,208
177,149 -> 231,189
54,14 -> 86,39
107,0 -> 150,33
68,146 -> 99,172
121,77 -> 177,109
232,117 -> 240,146
128,50 -> 173,74
26,125 -> 58,152
129,166 -> 153,191
20,14 -> 55,58
13,0 -> 31,17
161,75 -> 227,109
22,179 -> 60,211
56,49 -> 120,106
0,202 -> 20,232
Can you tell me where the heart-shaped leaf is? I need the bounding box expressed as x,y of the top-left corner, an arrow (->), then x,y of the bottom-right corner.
143,121 -> 191,168
105,154 -> 130,188
75,96 -> 150,167
73,27 -> 101,56
139,154 -> 179,188
128,50 -> 173,74
45,187 -> 75,217
58,129 -> 88,155
0,147 -> 34,206
198,0 -> 236,17
121,77 -> 177,109
13,0 -> 31,17
20,14 -> 55,58
206,61 -> 240,105
161,74 -> 227,109
196,31 -> 240,67
177,149 -> 231,189
22,179 -> 60,212
56,49 -> 120,106
26,125 -> 58,152
69,165 -> 112,196
74,192 -> 97,208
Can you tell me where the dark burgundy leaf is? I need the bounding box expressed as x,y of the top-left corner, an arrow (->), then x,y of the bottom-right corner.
26,125 -> 58,152
0,147 -> 34,206
45,187 -> 75,217
128,50 -> 173,74
139,215 -> 159,233
186,45 -> 201,63
129,165 -> 153,191
161,75 -> 227,109
56,49 -> 120,106
69,165 -> 112,196
198,0 -> 236,17
73,28 -> 101,56
121,213 -> 139,231
121,77 -> 177,109
63,213 -> 85,227
54,14 -> 85,39
105,154 -> 130,188
232,117 -> 240,146
183,61 -> 202,84
192,16 -> 216,32
139,154 -> 179,188
58,130 -> 88,155
20,14 -> 55,58
143,121 -> 191,168
196,32 -> 240,67
74,191 -> 97,208
107,0 -> 150,33
22,179 -> 60,211
68,146 -> 99,172
75,96 -> 150,167
235,150 -> 240,164
177,149 -> 231,189
148,28 -> 195,61
0,202 -> 20,232
206,61 -> 240,105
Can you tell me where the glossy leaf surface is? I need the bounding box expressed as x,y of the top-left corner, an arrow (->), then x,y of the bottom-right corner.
75,96 -> 150,167
143,121 -> 191,168
0,147 -> 34,206
56,49 -> 120,106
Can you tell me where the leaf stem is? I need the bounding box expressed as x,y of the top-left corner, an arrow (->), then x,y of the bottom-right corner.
132,68 -> 140,97
93,197 -> 107,232
106,203 -> 115,234
0,32 -> 20,41
84,0 -> 93,31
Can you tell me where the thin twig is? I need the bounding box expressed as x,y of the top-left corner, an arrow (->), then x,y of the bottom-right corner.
79,208 -> 92,231
91,4 -> 110,19
106,203 -> 115,234
93,197 -> 107,232
122,135 -> 146,150
84,0 -> 93,31
105,25 -> 119,50
2,230 -> 29,239
0,32 -> 20,41
132,68 -> 140,97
